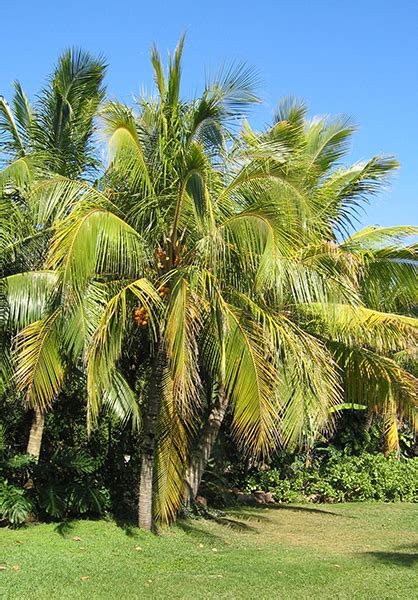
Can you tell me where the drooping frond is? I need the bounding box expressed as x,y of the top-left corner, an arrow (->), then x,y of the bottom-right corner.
29,176 -> 111,225
0,156 -> 33,193
48,204 -> 147,293
102,369 -> 141,430
271,317 -> 341,448
331,342 -> 417,430
61,281 -> 106,358
101,101 -> 153,194
232,292 -> 341,448
222,303 -> 280,456
303,303 -> 418,354
14,310 -> 64,412
153,369 -> 189,524
164,277 -> 202,419
3,271 -> 58,329
86,278 -> 160,427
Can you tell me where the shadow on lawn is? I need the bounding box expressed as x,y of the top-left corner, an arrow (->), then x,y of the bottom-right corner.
176,514 -> 257,542
362,549 -> 418,568
270,504 -> 353,518
113,516 -> 140,537
54,519 -> 79,536
227,504 -> 348,520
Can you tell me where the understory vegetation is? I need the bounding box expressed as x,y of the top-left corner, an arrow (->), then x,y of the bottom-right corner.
1,403 -> 417,526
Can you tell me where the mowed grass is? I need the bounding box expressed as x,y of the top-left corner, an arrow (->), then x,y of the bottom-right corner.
1,503 -> 417,599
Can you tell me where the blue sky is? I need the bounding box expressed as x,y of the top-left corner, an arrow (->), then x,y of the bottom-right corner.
1,0 -> 417,230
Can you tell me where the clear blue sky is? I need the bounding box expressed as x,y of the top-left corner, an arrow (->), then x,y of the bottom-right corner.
1,0 -> 417,230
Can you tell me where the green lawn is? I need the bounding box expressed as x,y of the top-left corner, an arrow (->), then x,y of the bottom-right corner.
1,503 -> 417,599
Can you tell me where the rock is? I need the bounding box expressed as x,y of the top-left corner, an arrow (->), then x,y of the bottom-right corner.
253,491 -> 267,504
264,492 -> 275,504
236,493 -> 256,505
195,495 -> 207,508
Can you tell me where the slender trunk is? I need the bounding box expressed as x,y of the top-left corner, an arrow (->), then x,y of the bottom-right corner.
184,387 -> 228,503
138,349 -> 163,531
305,444 -> 312,468
364,411 -> 374,432
26,407 -> 45,461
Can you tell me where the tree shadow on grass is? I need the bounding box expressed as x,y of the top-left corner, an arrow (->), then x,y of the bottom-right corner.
54,519 -> 79,537
271,504 -> 353,518
112,515 -> 141,537
175,520 -> 226,544
362,550 -> 418,568
212,516 -> 258,532
175,511 -> 258,541
226,504 -> 349,520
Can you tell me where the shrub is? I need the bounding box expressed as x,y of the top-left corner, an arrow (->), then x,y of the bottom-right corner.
244,451 -> 418,504
0,448 -> 111,526
0,481 -> 33,526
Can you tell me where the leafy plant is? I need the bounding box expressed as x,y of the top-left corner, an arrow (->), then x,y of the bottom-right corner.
0,481 -> 33,526
0,448 -> 110,525
244,451 -> 418,503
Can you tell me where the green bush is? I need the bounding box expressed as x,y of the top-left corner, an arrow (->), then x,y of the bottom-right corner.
0,481 -> 34,526
0,448 -> 111,526
244,451 -> 418,504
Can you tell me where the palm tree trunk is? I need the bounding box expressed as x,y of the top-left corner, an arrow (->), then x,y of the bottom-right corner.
364,411 -> 374,432
184,387 -> 228,503
138,348 -> 164,531
26,407 -> 45,461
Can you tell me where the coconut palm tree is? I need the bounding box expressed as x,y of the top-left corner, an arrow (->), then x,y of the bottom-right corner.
0,49 -> 106,459
25,39 -> 349,529
11,42 -> 417,532
252,99 -> 417,454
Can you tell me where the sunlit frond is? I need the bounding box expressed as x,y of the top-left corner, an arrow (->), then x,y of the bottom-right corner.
303,303 -> 418,354
0,156 -> 33,192
101,101 -> 153,194
15,310 -> 64,412
3,271 -> 58,329
154,369 -> 189,524
331,343 -> 417,430
164,277 -> 202,418
48,205 -> 147,293
86,278 -> 160,428
0,94 -> 25,156
222,303 -> 280,456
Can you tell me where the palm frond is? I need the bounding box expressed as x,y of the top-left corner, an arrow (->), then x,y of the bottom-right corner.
303,303 -> 418,354
86,278 -> 160,428
164,277 -> 202,418
102,369 -> 141,430
331,342 -> 417,430
48,204 -> 147,293
101,101 -> 153,194
0,95 -> 25,156
3,270 -> 58,329
14,310 -> 64,411
153,369 -> 189,524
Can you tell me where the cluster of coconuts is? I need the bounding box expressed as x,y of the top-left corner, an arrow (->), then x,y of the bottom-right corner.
134,285 -> 170,328
134,306 -> 148,328
158,285 -> 170,298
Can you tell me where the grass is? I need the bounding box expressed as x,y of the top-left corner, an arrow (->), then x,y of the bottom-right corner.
1,503 -> 417,599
